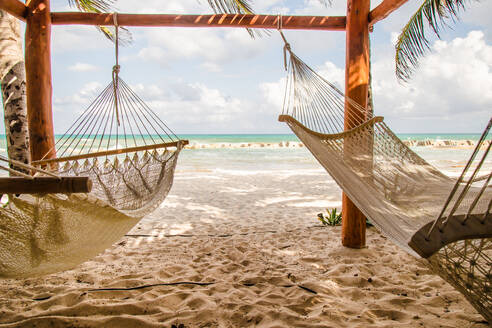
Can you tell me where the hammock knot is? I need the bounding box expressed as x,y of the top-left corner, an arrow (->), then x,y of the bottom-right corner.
112,64 -> 121,76
283,43 -> 291,71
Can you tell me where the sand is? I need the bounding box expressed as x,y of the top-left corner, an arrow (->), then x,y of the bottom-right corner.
0,168 -> 488,327
182,139 -> 492,150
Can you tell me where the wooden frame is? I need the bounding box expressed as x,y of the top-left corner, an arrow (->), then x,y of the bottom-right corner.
50,13 -> 346,30
0,0 -> 410,247
0,0 -> 27,21
369,0 -> 410,26
409,213 -> 492,258
342,0 -> 371,249
0,3 -> 410,29
25,0 -> 56,163
32,140 -> 189,165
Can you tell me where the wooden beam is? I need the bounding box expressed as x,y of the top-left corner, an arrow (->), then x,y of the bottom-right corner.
409,213 -> 492,258
25,0 -> 56,162
51,12 -> 346,30
32,140 -> 189,165
0,176 -> 92,194
369,0 -> 409,26
342,0 -> 371,249
0,0 -> 28,21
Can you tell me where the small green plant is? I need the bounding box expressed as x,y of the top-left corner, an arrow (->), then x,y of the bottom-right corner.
317,208 -> 342,226
317,208 -> 374,227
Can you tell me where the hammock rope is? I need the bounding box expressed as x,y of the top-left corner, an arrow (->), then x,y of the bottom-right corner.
0,155 -> 59,179
33,14 -> 187,217
0,15 -> 188,278
277,31 -> 491,321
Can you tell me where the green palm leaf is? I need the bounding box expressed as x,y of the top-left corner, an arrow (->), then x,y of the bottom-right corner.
204,0 -> 255,14
204,0 -> 261,37
67,0 -> 132,44
205,0 -> 330,37
395,0 -> 471,81
67,0 -> 114,12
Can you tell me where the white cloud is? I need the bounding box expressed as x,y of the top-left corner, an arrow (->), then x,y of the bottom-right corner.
260,31 -> 492,133
318,61 -> 345,90
68,62 -> 99,72
52,26 -> 111,53
293,0 -> 345,15
115,0 -> 203,14
138,28 -> 271,67
54,81 -> 103,109
372,31 -> 492,132
144,82 -> 244,132
42,0 -> 490,136
260,60 -> 344,110
260,77 -> 286,110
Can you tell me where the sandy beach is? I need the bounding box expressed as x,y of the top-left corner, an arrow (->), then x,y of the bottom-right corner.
0,152 -> 488,327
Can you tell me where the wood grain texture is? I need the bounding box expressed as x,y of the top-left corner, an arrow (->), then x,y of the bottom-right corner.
0,0 -> 27,21
342,0 -> 371,248
25,0 -> 55,162
369,0 -> 409,26
51,12 -> 346,30
0,176 -> 92,194
32,140 -> 189,165
409,213 -> 492,258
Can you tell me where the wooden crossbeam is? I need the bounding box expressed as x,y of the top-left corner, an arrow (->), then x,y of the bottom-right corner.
50,12 -> 346,30
369,0 -> 409,26
0,0 -> 28,21
32,140 -> 189,165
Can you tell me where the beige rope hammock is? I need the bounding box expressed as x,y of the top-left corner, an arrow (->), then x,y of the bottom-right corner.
0,14 -> 187,278
0,158 -> 138,278
33,13 -> 188,218
278,32 -> 492,321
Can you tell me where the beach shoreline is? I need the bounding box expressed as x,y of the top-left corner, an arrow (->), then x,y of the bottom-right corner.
181,139 -> 491,150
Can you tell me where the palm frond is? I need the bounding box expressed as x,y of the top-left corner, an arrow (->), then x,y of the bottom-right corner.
67,0 -> 132,44
203,0 -> 330,38
395,0 -> 470,81
204,0 -> 254,14
202,0 -> 263,37
67,0 -> 114,13
317,0 -> 332,6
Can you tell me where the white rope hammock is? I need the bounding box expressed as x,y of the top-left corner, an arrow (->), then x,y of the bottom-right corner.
33,13 -> 187,218
0,14 -> 187,277
277,31 -> 491,321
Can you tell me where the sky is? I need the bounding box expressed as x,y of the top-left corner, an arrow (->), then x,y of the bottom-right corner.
19,0 -> 492,134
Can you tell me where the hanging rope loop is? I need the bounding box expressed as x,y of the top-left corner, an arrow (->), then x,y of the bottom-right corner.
112,12 -> 121,126
278,30 -> 291,71
277,15 -> 292,71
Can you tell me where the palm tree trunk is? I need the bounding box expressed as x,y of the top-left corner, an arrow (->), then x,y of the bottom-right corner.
0,10 -> 30,173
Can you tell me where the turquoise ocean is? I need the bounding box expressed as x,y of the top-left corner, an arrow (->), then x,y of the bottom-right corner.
1,133 -> 489,178
178,133 -> 486,143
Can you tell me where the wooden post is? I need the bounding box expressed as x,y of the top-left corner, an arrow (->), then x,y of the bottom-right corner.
25,0 -> 55,162
342,0 -> 370,248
